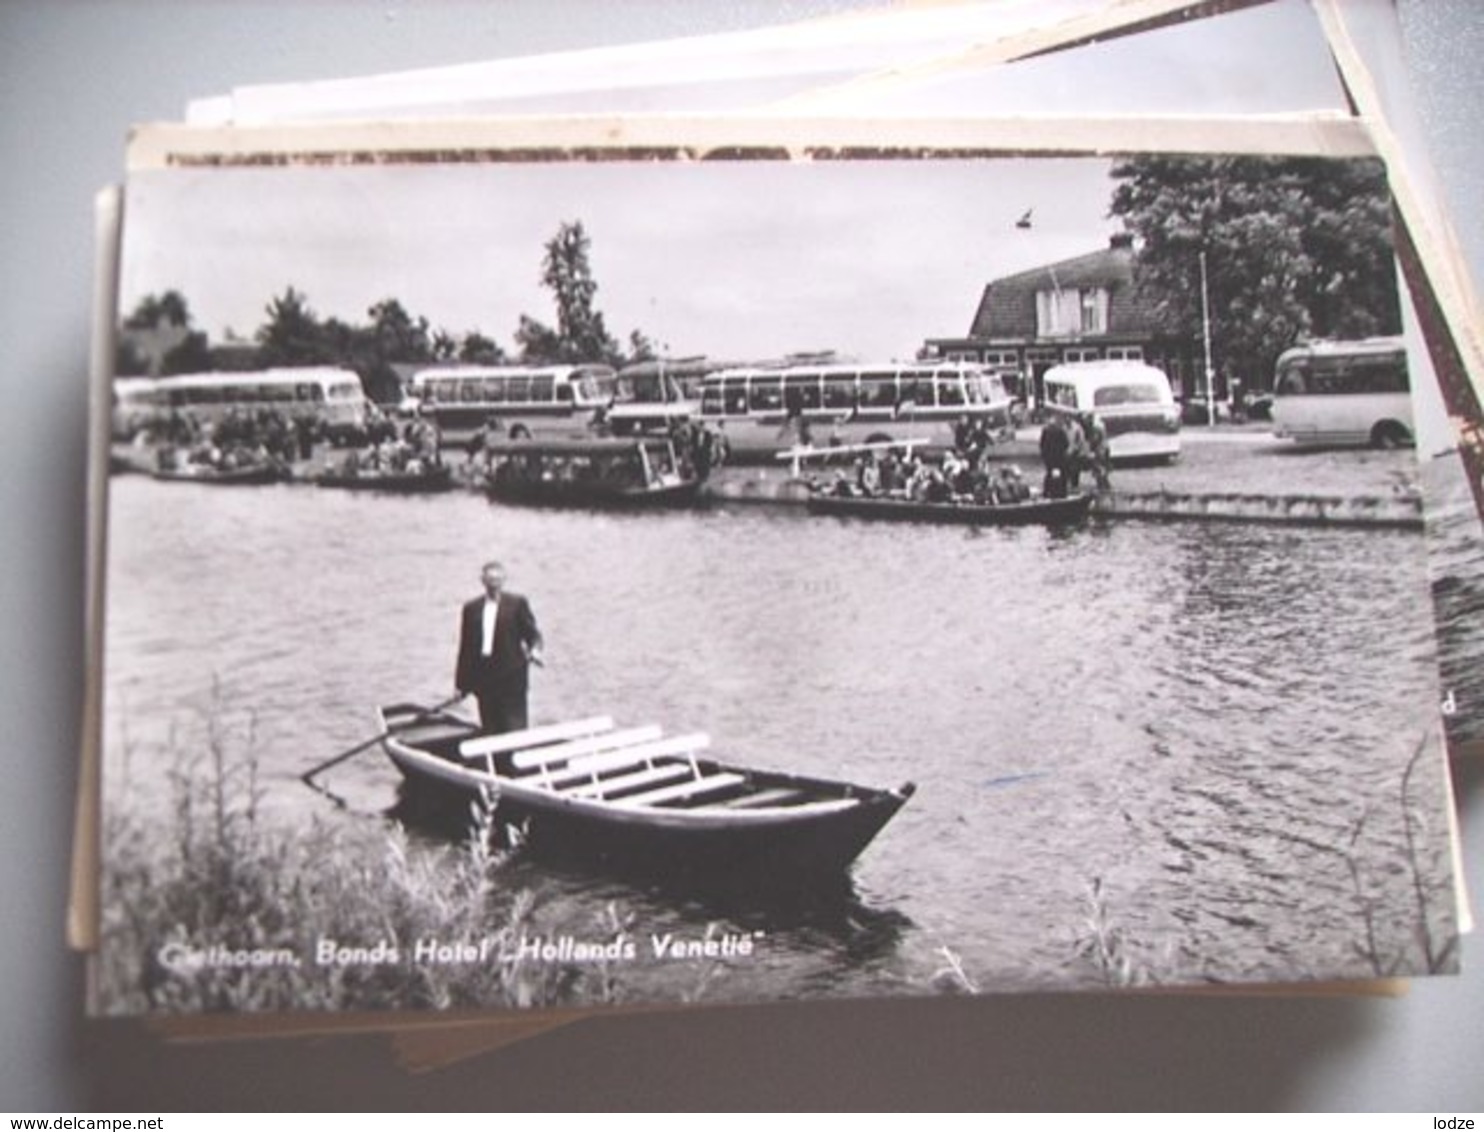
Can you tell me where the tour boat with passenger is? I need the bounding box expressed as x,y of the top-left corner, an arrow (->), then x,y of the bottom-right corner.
481,437 -> 705,509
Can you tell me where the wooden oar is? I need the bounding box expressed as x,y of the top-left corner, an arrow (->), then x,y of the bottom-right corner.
301,692 -> 468,801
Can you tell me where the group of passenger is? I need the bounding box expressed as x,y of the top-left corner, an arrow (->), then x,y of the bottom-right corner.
335,408 -> 443,478
1037,411 -> 1111,499
151,407 -> 312,475
824,445 -> 1033,506
666,418 -> 728,483
817,409 -> 1111,506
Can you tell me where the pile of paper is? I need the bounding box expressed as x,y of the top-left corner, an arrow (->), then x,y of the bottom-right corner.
71,0 -> 1483,1073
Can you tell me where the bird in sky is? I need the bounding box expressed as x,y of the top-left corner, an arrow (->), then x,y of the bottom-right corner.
1015,209 -> 1034,230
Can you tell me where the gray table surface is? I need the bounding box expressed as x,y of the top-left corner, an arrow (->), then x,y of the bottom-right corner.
1,0 -> 1480,1110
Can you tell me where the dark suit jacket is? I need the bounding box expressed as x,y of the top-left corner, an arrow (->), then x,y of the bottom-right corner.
455,591 -> 542,700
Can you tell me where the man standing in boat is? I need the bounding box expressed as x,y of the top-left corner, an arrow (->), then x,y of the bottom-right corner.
455,560 -> 544,738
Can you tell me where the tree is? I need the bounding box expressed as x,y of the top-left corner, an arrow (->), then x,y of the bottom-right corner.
1108,156 -> 1401,386
161,331 -> 213,375
123,290 -> 192,332
513,313 -> 565,365
519,221 -> 625,365
256,287 -> 333,367
458,331 -> 506,365
367,299 -> 433,365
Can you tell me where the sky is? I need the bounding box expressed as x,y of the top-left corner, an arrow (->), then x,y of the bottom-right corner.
120,157 -> 1124,364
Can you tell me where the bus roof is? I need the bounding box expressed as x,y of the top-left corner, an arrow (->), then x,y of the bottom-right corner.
410,364 -> 614,383
1043,360 -> 1172,385
703,361 -> 989,381
1277,336 -> 1405,362
150,367 -> 362,388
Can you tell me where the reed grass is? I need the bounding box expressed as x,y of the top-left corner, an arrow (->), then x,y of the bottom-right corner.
98,712 -> 633,1016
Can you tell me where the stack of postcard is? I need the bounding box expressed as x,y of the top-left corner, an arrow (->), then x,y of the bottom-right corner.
71,0 -> 1483,1071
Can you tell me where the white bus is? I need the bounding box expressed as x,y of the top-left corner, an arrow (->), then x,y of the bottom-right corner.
1270,337 -> 1412,448
111,377 -> 160,441
408,364 -> 616,440
119,367 -> 370,443
697,362 -> 1014,459
1041,360 -> 1181,463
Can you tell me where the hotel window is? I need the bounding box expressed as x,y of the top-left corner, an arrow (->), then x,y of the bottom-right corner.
1036,287 -> 1109,336
1080,289 -> 1109,333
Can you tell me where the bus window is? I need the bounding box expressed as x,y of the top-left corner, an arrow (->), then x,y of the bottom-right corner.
557,383 -> 573,403
506,375 -> 530,402
459,380 -> 484,403
859,372 -> 897,409
1044,381 -> 1075,409
702,384 -> 725,415
1274,365 -> 1306,396
1351,359 -> 1406,394
937,374 -> 965,407
723,378 -> 748,414
821,374 -> 856,411
531,375 -> 555,402
749,376 -> 783,413
1093,382 -> 1163,407
784,374 -> 822,412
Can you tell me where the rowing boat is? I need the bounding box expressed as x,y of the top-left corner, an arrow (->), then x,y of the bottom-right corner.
151,462 -> 287,485
805,490 -> 1094,526
378,704 -> 913,890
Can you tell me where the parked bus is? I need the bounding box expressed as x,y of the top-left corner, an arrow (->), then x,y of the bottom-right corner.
111,377 -> 160,441
1041,360 -> 1181,463
606,359 -> 707,435
1270,337 -> 1412,448
697,361 -> 1014,459
117,367 -> 370,444
408,364 -> 616,440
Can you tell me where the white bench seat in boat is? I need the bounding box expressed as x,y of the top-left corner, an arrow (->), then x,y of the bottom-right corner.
535,734 -> 711,790
510,725 -> 664,775
458,715 -> 616,762
564,762 -> 692,801
620,772 -> 747,808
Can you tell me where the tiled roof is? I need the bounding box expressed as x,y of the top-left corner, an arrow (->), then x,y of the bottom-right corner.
968,242 -> 1164,337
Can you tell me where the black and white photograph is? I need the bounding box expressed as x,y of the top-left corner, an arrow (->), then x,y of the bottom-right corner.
94,145 -> 1463,1021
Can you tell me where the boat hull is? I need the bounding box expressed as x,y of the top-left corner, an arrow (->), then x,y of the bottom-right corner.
377,704 -> 911,893
805,490 -> 1093,526
151,463 -> 287,485
314,465 -> 454,494
485,478 -> 703,509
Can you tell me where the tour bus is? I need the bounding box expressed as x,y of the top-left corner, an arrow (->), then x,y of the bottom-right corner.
111,377 -> 159,441
1041,360 -> 1182,463
605,359 -> 707,435
408,364 -> 617,440
120,367 -> 370,443
697,361 -> 1015,459
1270,337 -> 1412,448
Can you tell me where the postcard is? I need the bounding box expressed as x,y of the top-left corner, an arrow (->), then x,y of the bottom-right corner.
89,135 -> 1462,1024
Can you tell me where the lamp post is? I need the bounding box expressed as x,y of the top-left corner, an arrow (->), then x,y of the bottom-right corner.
1199,248 -> 1216,428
